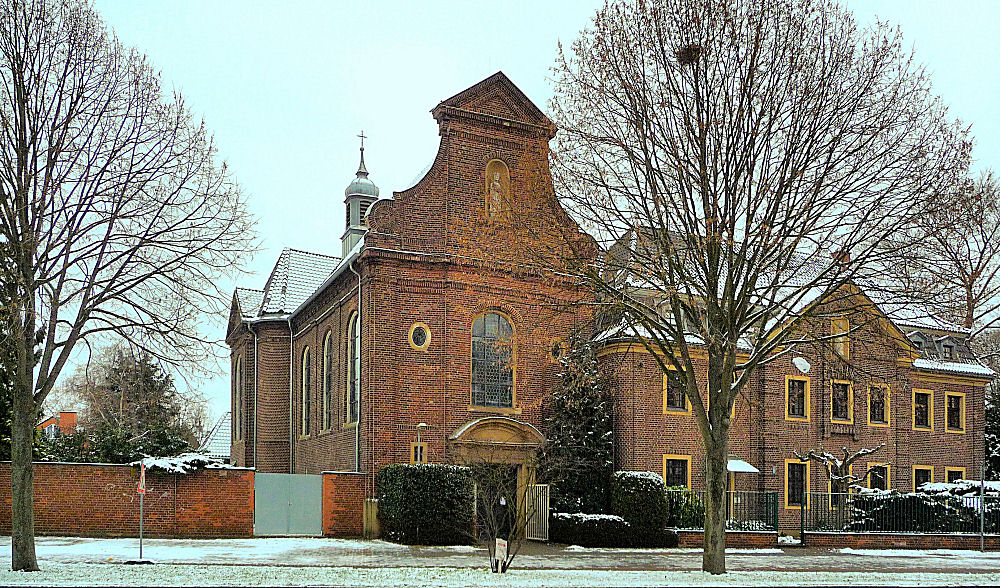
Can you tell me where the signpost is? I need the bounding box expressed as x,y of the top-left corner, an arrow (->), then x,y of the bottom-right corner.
137,463 -> 147,561
494,537 -> 507,573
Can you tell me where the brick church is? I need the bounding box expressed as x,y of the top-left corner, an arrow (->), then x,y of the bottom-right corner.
226,72 -> 992,519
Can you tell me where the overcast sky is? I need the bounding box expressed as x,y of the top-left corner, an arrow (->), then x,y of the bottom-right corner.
87,0 -> 1000,423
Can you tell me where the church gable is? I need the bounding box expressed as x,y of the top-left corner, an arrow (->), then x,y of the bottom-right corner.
368,73 -> 594,271
433,71 -> 554,132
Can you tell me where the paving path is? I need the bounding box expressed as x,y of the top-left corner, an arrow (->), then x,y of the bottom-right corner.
7,536 -> 999,574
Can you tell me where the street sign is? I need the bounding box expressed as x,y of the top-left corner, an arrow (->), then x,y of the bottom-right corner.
137,463 -> 147,494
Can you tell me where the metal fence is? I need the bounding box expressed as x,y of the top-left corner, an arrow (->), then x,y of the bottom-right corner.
665,490 -> 778,531
802,492 -> 1000,534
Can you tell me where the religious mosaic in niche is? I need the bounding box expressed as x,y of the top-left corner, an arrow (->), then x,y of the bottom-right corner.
484,159 -> 511,221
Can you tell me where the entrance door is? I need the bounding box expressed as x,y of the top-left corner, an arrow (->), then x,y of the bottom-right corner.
254,473 -> 323,536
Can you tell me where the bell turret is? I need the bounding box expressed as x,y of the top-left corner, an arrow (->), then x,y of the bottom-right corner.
341,133 -> 379,257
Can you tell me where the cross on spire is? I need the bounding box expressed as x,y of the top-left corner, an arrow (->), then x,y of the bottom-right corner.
358,130 -> 366,151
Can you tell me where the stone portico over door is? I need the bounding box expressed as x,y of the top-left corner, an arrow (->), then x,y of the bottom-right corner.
449,416 -> 545,528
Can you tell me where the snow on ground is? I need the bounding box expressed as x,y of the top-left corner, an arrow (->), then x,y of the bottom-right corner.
1,564 -> 998,587
840,548 -> 1000,558
29,536 -> 407,564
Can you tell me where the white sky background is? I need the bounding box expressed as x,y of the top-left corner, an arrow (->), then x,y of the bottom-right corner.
81,0 -> 999,425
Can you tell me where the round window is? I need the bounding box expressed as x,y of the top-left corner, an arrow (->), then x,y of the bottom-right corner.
410,323 -> 430,350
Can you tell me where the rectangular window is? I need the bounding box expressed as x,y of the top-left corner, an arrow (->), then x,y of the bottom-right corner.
786,377 -> 809,421
946,392 -> 965,432
663,455 -> 691,489
913,390 -> 933,430
913,466 -> 933,491
946,467 -> 966,483
868,464 -> 889,491
663,370 -> 689,414
786,461 -> 808,508
831,381 -> 852,423
943,344 -> 954,359
831,317 -> 850,359
410,442 -> 428,464
868,384 -> 889,426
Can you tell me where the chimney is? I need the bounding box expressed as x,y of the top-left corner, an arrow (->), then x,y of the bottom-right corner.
58,411 -> 78,434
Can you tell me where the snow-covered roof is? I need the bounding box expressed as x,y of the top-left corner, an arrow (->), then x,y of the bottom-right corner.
911,358 -> 995,379
235,288 -> 264,319
257,248 -> 342,316
201,412 -> 232,461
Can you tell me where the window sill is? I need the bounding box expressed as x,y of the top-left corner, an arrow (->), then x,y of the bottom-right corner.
467,405 -> 522,415
869,422 -> 890,428
946,427 -> 966,434
343,421 -> 358,429
912,425 -> 933,432
664,408 -> 691,416
785,416 -> 809,423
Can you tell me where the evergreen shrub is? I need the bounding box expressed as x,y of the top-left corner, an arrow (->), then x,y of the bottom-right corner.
376,463 -> 474,545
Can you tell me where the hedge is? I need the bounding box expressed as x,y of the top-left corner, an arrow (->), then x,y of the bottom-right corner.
550,512 -> 631,547
610,471 -> 673,547
376,464 -> 474,545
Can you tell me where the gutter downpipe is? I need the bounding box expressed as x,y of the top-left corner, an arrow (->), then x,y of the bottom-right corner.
249,322 -> 259,469
288,316 -> 294,474
348,259 -> 362,473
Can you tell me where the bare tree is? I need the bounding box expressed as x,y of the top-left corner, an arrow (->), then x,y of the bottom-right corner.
886,171 -> 1000,336
795,444 -> 887,495
0,0 -> 255,571
549,0 -> 969,573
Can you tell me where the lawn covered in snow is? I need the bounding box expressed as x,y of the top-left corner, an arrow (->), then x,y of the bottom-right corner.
1,564 -> 999,587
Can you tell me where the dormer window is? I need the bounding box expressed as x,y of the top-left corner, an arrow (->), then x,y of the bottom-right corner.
942,344 -> 954,360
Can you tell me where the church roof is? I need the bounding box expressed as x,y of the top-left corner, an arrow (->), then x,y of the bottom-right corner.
257,248 -> 342,317
234,287 -> 264,319
201,412 -> 231,461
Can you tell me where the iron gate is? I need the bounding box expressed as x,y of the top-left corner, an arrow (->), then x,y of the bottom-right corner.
525,483 -> 550,541
254,473 -> 323,536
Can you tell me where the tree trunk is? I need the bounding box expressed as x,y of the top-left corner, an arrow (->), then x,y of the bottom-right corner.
11,382 -> 38,571
702,435 -> 728,574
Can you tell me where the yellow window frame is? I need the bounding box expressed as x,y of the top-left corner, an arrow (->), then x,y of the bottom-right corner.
830,379 -> 854,424
867,383 -> 891,427
784,459 -> 810,509
662,367 -> 691,415
831,317 -> 850,359
945,391 -> 966,433
785,375 -> 810,422
663,454 -> 692,489
912,388 -> 934,431
912,465 -> 934,492
867,462 -> 891,490
945,466 -> 967,483
410,442 -> 428,464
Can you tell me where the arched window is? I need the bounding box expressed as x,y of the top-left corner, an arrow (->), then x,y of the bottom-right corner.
346,313 -> 360,423
233,356 -> 243,441
301,347 -> 311,436
471,312 -> 514,408
322,331 -> 333,431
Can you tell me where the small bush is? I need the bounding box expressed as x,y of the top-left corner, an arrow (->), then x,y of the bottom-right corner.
550,512 -> 631,547
376,464 -> 474,545
610,471 -> 671,546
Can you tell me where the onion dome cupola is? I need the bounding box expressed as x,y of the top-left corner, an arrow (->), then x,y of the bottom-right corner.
341,132 -> 380,257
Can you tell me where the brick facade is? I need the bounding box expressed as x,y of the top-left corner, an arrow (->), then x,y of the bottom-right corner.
228,72 -> 989,536
0,463 -> 253,538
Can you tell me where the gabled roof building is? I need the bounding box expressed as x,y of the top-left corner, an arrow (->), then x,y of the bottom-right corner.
227,73 -> 992,529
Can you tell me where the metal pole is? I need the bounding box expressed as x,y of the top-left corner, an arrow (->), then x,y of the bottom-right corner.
139,492 -> 144,560
981,447 -> 986,552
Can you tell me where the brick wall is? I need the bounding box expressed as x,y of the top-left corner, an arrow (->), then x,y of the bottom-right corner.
322,471 -> 366,537
676,530 -> 777,548
0,463 -> 253,538
803,532 -> 1000,551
